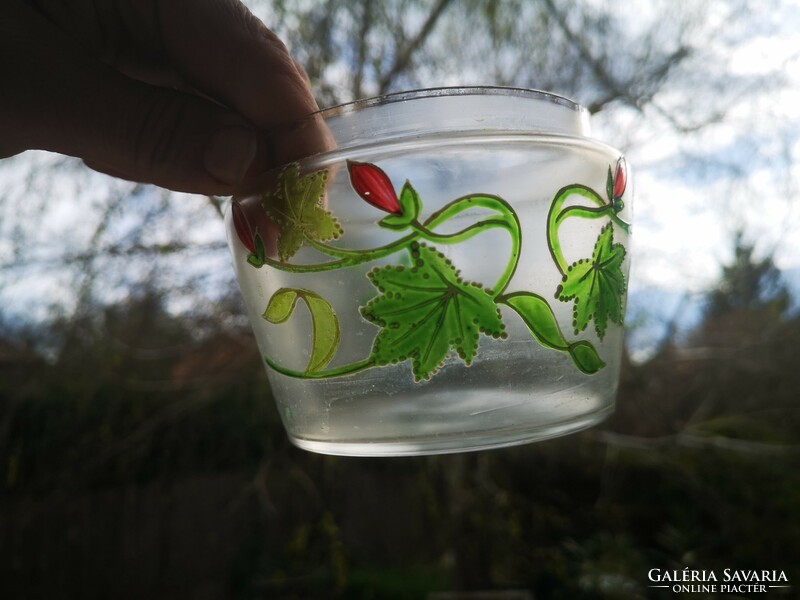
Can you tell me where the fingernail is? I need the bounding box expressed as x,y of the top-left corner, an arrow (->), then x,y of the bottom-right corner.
204,127 -> 258,185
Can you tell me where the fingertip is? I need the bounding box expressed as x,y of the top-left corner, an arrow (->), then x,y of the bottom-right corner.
269,113 -> 338,166
204,126 -> 259,186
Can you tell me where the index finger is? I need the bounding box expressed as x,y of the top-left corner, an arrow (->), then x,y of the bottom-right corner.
152,0 -> 332,164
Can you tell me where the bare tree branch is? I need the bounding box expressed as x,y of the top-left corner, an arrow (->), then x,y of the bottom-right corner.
352,0 -> 374,99
542,0 -> 692,114
541,0 -> 633,110
377,0 -> 455,93
0,242 -> 228,273
594,430 -> 800,455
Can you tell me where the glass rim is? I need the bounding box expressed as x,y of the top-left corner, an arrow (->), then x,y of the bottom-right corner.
237,86 -> 596,199
312,85 -> 587,121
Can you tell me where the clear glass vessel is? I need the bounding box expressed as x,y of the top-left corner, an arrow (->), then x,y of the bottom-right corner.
226,87 -> 632,456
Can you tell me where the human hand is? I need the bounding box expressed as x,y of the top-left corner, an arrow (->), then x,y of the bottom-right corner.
0,0 -> 327,195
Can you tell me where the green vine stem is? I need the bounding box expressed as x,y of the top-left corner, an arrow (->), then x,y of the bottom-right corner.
262,194 -> 521,294
414,194 -> 521,297
261,234 -> 416,273
547,184 -> 631,275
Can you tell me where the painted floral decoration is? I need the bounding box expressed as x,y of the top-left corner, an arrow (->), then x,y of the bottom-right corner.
235,158 -> 630,382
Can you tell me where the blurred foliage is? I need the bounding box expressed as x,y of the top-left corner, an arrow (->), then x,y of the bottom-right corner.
706,232 -> 791,319
2,237 -> 800,599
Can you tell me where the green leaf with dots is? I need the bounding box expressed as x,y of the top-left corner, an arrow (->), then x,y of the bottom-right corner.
360,242 -> 506,381
555,223 -> 626,340
262,163 -> 343,262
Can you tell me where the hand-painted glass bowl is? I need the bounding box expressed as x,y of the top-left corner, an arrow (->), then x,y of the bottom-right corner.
226,87 -> 632,456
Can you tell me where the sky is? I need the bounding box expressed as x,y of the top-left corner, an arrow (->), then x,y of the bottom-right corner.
612,1 -> 800,294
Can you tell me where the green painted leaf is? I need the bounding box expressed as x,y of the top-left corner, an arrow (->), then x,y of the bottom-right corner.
378,214 -> 409,230
263,288 -> 299,324
262,164 -> 342,262
360,242 -> 506,381
254,232 -> 265,260
301,295 -> 340,373
263,288 -> 340,373
398,182 -> 421,219
378,181 -> 421,230
245,232 -> 266,267
246,253 -> 264,268
556,223 -> 626,340
501,292 -> 565,351
501,292 -> 605,374
567,341 -> 605,374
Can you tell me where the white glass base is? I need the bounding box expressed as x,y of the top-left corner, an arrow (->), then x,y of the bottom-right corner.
289,404 -> 613,457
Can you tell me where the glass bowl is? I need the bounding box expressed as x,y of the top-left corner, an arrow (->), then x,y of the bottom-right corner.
226,86 -> 632,456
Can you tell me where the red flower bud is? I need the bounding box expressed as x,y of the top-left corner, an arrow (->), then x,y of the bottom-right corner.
613,157 -> 627,200
347,161 -> 401,214
231,199 -> 256,254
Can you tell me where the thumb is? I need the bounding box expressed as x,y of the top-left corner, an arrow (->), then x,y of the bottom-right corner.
76,77 -> 272,194
1,2 -> 270,194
